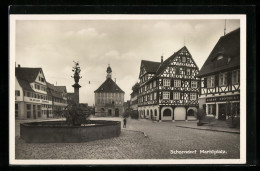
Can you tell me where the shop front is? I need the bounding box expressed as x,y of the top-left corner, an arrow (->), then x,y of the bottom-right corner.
205,94 -> 240,120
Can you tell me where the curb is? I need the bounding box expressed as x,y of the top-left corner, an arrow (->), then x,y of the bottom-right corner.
176,125 -> 240,134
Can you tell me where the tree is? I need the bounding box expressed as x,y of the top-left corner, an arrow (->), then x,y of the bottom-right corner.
196,108 -> 206,126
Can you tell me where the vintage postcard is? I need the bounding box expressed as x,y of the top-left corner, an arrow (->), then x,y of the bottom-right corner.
9,14 -> 246,165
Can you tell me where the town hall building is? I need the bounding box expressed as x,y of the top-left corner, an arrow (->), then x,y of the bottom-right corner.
137,46 -> 200,121
94,65 -> 125,117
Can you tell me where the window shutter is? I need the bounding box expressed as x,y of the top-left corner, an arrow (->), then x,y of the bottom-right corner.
215,74 -> 219,86
171,78 -> 174,87
170,92 -> 173,100
227,72 -> 232,85
204,78 -> 207,88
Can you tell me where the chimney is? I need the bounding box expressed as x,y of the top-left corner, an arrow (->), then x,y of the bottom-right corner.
161,56 -> 163,63
18,64 -> 21,68
115,78 -> 116,83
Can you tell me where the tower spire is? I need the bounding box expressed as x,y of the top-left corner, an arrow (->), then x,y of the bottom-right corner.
106,64 -> 112,79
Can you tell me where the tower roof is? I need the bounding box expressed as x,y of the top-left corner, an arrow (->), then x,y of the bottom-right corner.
106,65 -> 112,73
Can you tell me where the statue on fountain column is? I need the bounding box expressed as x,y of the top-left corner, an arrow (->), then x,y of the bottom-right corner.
71,61 -> 82,106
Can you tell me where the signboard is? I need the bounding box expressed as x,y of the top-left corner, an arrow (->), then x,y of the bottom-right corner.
206,95 -> 240,103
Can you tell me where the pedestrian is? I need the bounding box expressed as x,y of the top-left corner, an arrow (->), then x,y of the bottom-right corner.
123,117 -> 127,128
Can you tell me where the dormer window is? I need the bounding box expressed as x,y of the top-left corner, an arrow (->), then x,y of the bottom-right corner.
214,54 -> 229,67
217,55 -> 224,60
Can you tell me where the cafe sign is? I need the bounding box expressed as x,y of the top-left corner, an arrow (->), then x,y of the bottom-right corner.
206,95 -> 240,103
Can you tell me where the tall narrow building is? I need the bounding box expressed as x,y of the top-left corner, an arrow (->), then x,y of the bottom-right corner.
137,46 -> 200,121
94,65 -> 125,117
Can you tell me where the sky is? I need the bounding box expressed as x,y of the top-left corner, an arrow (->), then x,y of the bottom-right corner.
15,18 -> 240,106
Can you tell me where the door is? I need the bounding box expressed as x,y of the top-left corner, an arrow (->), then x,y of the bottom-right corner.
218,104 -> 227,120
174,107 -> 186,120
33,105 -> 36,119
108,109 -> 112,116
115,108 -> 119,117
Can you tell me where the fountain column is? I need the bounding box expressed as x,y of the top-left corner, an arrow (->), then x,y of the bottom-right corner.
71,61 -> 82,107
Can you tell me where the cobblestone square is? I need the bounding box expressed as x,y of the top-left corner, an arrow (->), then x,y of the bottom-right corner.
15,117 -> 240,159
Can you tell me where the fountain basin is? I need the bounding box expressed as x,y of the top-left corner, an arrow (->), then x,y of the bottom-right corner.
20,120 -> 121,143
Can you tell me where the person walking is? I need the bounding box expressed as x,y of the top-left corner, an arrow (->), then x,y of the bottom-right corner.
123,117 -> 127,128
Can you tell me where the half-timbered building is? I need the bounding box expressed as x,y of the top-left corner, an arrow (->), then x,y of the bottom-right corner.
137,46 -> 200,121
197,28 -> 240,120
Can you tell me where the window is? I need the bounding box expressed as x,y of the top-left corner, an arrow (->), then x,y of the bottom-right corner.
232,70 -> 240,84
174,80 -> 181,87
27,104 -> 31,110
163,92 -> 170,99
41,78 -> 44,82
154,92 -> 157,100
173,92 -> 180,100
219,73 -> 227,86
153,81 -> 156,87
34,94 -> 36,98
191,81 -> 197,88
207,76 -> 215,88
187,58 -> 190,63
190,93 -> 197,100
217,55 -> 223,60
186,68 -> 190,75
150,93 -> 153,100
163,79 -> 171,87
27,92 -> 31,97
15,90 -> 20,96
208,104 -> 216,115
182,56 -> 186,62
214,55 -> 228,67
38,77 -> 41,81
15,103 -> 18,118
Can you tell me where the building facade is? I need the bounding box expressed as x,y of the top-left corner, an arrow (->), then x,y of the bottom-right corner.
15,65 -> 53,119
94,65 -> 125,117
46,82 -> 68,117
137,46 -> 200,121
130,82 -> 140,111
197,28 -> 240,120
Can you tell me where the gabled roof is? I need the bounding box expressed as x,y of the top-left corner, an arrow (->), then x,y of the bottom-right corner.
155,46 -> 192,77
197,28 -> 240,77
46,82 -> 63,99
141,60 -> 161,74
15,67 -> 42,83
16,78 -> 34,92
94,78 -> 124,93
56,86 -> 67,93
15,67 -> 42,92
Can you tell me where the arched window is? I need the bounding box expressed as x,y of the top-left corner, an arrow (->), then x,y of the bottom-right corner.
163,109 -> 172,116
187,109 -> 195,116
154,109 -> 157,116
147,110 -> 149,116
